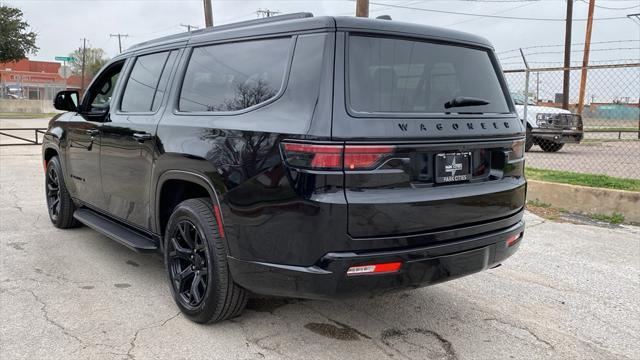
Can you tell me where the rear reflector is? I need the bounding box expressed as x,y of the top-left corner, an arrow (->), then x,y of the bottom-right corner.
281,142 -> 395,171
506,233 -> 522,247
347,262 -> 402,276
213,204 -> 225,238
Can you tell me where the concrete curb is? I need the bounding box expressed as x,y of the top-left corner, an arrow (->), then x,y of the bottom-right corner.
527,180 -> 640,223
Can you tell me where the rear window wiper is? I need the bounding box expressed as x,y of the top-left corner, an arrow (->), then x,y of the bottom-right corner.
444,96 -> 490,109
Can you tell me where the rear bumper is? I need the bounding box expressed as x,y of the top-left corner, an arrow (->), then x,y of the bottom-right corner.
228,219 -> 525,299
532,128 -> 583,143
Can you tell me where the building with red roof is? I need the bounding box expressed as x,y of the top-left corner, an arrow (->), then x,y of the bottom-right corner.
0,59 -> 84,100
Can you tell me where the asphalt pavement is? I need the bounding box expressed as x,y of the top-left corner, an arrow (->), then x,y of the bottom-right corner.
1,142 -> 639,360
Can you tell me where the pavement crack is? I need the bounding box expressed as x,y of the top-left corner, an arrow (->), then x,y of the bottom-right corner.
229,318 -> 291,359
484,317 -> 555,350
26,289 -> 86,347
526,220 -> 547,229
300,302 -> 397,358
381,328 -> 458,360
125,312 -> 181,359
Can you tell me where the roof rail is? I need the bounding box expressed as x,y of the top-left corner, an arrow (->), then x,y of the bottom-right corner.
128,12 -> 314,51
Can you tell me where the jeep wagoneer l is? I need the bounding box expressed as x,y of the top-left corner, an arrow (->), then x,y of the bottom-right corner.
43,13 -> 526,323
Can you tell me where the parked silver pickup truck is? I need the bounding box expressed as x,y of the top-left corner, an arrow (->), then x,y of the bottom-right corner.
511,93 -> 584,152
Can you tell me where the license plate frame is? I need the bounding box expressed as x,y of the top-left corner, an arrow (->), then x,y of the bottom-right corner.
435,152 -> 472,184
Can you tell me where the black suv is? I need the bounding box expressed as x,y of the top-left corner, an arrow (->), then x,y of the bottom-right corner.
44,14 -> 526,323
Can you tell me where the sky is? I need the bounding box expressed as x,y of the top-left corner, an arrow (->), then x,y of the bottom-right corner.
3,0 -> 638,68
2,0 -> 639,102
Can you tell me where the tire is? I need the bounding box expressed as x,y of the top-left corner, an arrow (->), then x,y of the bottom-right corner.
538,140 -> 565,153
164,198 -> 247,323
525,125 -> 534,152
45,156 -> 80,228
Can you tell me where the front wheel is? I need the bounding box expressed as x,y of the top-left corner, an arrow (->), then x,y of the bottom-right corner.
45,156 -> 80,228
164,198 -> 247,323
525,125 -> 534,152
539,140 -> 565,153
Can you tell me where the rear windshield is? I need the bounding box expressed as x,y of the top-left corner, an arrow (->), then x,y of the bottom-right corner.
348,35 -> 510,115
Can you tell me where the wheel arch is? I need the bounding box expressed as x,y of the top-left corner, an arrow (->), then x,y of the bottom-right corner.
43,146 -> 59,165
155,170 -> 225,251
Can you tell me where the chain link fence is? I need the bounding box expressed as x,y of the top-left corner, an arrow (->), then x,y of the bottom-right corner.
503,63 -> 640,179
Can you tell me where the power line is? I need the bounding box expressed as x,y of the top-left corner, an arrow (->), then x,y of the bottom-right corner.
499,46 -> 640,60
496,39 -> 640,54
446,1 -> 534,26
579,0 -> 640,11
368,1 -> 629,21
500,58 -> 640,66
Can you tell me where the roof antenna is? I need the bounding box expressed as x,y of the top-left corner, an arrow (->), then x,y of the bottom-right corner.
376,15 -> 392,20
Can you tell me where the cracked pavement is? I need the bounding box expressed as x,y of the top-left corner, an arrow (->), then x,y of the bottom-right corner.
1,144 -> 639,360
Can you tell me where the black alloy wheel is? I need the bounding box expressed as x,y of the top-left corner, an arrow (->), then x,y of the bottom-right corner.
46,165 -> 61,222
164,198 -> 247,323
167,220 -> 209,308
45,156 -> 80,228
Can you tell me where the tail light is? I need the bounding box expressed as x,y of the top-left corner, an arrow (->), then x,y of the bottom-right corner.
344,145 -> 395,170
281,142 -> 395,171
281,143 -> 343,170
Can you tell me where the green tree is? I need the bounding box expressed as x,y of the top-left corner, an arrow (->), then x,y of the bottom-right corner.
0,5 -> 39,63
68,47 -> 109,80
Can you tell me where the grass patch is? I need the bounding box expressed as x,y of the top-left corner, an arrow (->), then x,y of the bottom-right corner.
527,199 -> 551,208
589,213 -> 625,225
526,167 -> 640,192
526,199 -> 560,220
0,112 -> 58,119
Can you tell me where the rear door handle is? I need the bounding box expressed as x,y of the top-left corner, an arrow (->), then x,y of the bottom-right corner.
85,129 -> 100,137
133,132 -> 154,142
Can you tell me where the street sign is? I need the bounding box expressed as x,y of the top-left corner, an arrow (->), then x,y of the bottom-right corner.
54,56 -> 74,62
58,65 -> 72,79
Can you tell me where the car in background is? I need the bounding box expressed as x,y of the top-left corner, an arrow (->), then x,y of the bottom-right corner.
511,93 -> 583,152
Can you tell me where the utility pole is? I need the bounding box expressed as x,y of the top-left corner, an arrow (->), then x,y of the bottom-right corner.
356,0 -> 369,17
536,71 -> 540,102
109,33 -> 129,53
80,38 -> 87,95
203,0 -> 213,27
180,23 -> 200,32
577,0 -> 595,115
562,0 -> 573,110
257,9 -> 280,18
630,13 -> 640,139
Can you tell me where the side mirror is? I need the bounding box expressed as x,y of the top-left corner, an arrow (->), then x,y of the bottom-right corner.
53,90 -> 80,112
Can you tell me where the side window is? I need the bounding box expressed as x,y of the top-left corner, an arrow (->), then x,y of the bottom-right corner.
121,51 -> 171,112
152,51 -> 178,112
91,72 -> 120,110
86,62 -> 124,112
179,38 -> 291,112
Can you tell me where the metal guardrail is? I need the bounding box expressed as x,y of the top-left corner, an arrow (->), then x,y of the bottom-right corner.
0,128 -> 47,146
